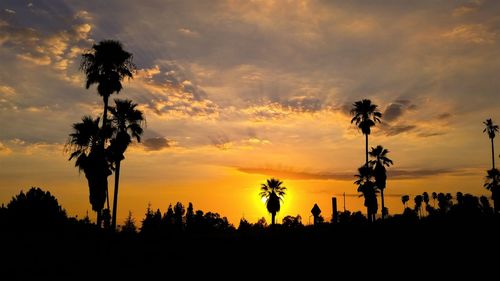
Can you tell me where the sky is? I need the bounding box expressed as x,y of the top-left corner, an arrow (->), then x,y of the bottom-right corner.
0,0 -> 499,225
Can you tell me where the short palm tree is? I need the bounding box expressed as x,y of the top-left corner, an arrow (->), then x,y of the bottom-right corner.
483,119 -> 499,169
485,168 -> 500,213
369,145 -> 393,219
401,195 -> 409,209
351,99 -> 382,165
259,178 -> 286,225
354,165 -> 378,222
108,99 -> 145,230
66,116 -> 112,227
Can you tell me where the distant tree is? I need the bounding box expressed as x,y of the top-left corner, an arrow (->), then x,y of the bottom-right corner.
186,202 -> 194,229
5,187 -> 67,229
414,195 -> 423,218
259,178 -> 287,225
484,168 -> 500,212
369,145 -> 393,219
238,218 -> 252,232
401,195 -> 410,209
480,196 -> 493,214
141,204 -> 161,234
350,99 -> 382,165
432,192 -> 437,208
108,99 -> 145,230
422,192 -> 430,216
456,192 -> 464,205
254,217 -> 268,229
173,202 -> 185,230
121,211 -> 137,234
282,215 -> 303,228
483,118 -> 499,169
355,165 -> 378,222
437,193 -> 453,214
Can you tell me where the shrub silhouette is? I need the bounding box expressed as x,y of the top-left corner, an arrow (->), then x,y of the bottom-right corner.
5,187 -> 67,230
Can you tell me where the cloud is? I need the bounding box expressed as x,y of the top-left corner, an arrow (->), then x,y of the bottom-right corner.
0,142 -> 12,155
443,24 -> 496,44
142,137 -> 171,151
237,166 -> 467,181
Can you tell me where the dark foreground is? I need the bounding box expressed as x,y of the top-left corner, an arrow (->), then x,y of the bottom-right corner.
2,219 -> 500,280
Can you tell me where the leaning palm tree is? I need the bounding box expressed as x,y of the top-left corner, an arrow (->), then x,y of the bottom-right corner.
369,145 -> 393,219
80,40 -> 136,208
259,178 -> 287,225
66,116 -> 112,227
354,165 -> 378,222
108,99 -> 145,230
484,168 -> 500,213
351,99 -> 382,165
483,119 -> 499,169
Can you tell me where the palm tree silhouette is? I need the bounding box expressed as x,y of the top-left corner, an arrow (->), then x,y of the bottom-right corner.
484,168 -> 500,213
108,99 -> 145,230
369,145 -> 393,219
259,178 -> 286,225
350,99 -> 382,165
483,119 -> 499,169
66,116 -> 112,227
354,165 -> 378,222
432,192 -> 437,208
401,195 -> 409,209
80,40 -> 136,208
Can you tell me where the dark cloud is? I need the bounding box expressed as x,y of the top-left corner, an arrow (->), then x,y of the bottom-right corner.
237,166 -> 464,181
382,124 -> 417,136
383,103 -> 404,122
209,133 -> 231,150
142,137 -> 170,151
436,113 -> 452,120
383,100 -> 417,122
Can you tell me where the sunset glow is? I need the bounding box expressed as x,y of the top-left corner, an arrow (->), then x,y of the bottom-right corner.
1,0 -> 499,225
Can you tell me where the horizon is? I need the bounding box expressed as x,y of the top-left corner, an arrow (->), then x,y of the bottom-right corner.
1,0 -> 499,225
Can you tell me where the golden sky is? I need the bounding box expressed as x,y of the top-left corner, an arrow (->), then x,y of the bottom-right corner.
0,0 -> 499,225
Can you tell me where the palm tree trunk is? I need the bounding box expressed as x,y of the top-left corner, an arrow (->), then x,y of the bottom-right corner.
365,134 -> 369,166
380,189 -> 385,219
111,160 -> 121,230
96,210 -> 102,228
102,95 -> 110,210
271,212 -> 276,225
492,138 -> 496,169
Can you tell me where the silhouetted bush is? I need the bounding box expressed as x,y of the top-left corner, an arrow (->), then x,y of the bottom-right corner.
4,187 -> 67,230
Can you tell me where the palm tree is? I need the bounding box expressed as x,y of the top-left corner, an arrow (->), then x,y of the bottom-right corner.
66,116 -> 112,227
350,99 -> 382,165
414,195 -> 423,218
259,178 -> 287,225
80,40 -> 136,207
483,119 -> 499,169
484,168 -> 500,213
369,145 -> 393,219
354,165 -> 378,222
401,195 -> 409,209
108,99 -> 145,230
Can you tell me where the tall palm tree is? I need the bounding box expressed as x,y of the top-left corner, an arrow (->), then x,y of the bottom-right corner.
484,168 -> 500,213
483,119 -> 499,169
259,178 -> 287,225
66,116 -> 112,227
80,40 -> 136,208
369,145 -> 393,219
354,165 -> 378,222
108,99 -> 145,230
350,99 -> 382,165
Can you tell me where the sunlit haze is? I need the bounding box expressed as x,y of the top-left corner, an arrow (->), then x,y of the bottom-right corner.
1,0 -> 499,225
